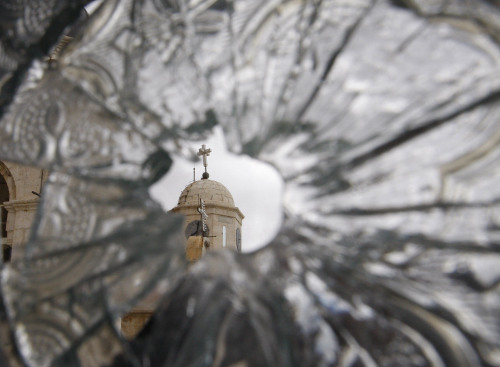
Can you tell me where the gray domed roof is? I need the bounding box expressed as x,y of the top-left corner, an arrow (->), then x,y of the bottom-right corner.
177,179 -> 235,207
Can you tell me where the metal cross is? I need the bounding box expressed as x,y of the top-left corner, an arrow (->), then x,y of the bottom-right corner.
197,144 -> 211,173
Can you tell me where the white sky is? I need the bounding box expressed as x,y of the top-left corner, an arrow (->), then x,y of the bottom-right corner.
149,128 -> 284,252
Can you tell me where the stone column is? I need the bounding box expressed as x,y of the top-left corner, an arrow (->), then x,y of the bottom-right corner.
3,199 -> 39,261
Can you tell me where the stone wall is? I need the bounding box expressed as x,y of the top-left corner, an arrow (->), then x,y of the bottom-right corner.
120,310 -> 153,340
172,203 -> 243,252
0,161 -> 46,262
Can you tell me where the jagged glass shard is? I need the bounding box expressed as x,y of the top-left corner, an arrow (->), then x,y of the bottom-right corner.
0,0 -> 500,367
0,64 -> 170,182
0,1 -> 91,118
2,172 -> 186,367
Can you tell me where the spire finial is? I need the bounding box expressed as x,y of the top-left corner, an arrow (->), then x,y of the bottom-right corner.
197,144 -> 211,179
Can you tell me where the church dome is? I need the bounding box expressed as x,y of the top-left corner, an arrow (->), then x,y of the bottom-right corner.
177,179 -> 235,207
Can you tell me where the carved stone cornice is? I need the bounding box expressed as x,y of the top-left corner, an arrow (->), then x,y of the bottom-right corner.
171,203 -> 245,221
3,199 -> 39,212
1,237 -> 12,246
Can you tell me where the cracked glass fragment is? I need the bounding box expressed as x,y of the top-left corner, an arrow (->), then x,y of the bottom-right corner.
0,0 -> 499,367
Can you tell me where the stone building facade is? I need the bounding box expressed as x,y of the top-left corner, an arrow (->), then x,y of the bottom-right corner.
0,161 -> 46,262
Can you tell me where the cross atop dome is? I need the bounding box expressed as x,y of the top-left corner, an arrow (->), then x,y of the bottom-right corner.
197,144 -> 211,179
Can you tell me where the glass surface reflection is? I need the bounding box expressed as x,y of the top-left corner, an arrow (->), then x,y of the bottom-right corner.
0,1 -> 500,366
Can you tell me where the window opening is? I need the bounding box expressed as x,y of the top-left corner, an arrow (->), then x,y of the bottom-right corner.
222,226 -> 226,248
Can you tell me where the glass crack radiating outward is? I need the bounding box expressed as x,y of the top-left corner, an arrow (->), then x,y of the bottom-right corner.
0,0 -> 500,367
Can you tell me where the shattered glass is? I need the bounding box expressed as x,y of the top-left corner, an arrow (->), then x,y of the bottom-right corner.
1,0 -> 500,366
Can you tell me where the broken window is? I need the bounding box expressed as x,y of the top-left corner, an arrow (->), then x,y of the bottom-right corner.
0,1 -> 500,366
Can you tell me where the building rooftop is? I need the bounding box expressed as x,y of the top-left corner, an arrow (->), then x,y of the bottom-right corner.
177,179 -> 235,207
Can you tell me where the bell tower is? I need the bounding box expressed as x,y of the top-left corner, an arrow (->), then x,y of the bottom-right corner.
170,145 -> 244,261
122,145 -> 245,338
